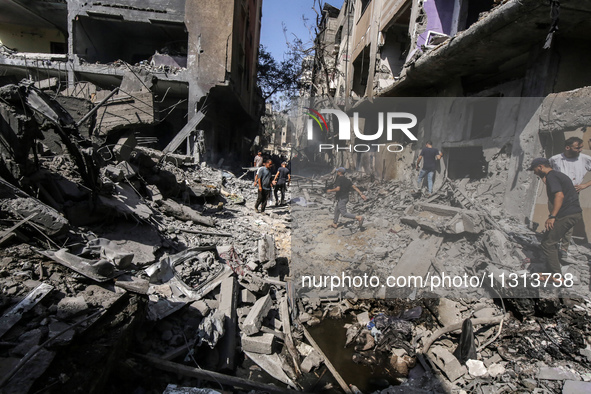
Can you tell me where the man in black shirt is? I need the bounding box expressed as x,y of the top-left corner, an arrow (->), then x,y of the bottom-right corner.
528,157 -> 583,275
273,162 -> 291,206
327,167 -> 367,228
416,141 -> 442,195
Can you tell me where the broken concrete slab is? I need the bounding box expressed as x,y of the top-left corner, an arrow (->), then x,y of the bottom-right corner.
242,294 -> 273,336
537,366 -> 580,381
436,299 -> 462,327
474,307 -> 498,319
113,131 -> 137,162
241,289 -> 256,304
0,177 -> 69,236
483,229 -> 520,267
241,333 -> 275,354
243,351 -> 297,389
98,183 -> 152,220
488,363 -> 505,377
99,222 -> 161,265
562,380 -> 591,394
258,234 -> 276,263
114,275 -> 150,294
81,238 -> 135,269
389,236 -> 443,296
37,249 -> 117,282
403,203 -> 485,234
301,349 -> 323,373
430,346 -> 467,382
356,311 -> 370,326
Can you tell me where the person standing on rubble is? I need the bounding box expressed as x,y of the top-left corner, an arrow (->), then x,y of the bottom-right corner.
253,151 -> 263,168
272,161 -> 291,206
255,159 -> 273,213
416,141 -> 443,195
528,158 -> 582,278
549,136 -> 591,253
327,167 -> 367,228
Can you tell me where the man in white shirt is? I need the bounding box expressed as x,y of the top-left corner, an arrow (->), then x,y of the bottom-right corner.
549,136 -> 591,253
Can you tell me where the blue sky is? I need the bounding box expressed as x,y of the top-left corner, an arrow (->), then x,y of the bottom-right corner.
260,0 -> 344,61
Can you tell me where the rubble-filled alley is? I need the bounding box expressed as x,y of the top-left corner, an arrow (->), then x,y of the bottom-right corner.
1,83 -> 591,392
2,0 -> 591,393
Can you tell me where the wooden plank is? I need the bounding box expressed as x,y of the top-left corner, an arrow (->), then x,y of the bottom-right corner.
301,324 -> 353,394
280,297 -> 302,376
163,110 -> 206,154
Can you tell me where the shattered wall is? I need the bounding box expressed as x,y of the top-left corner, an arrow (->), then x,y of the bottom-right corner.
0,23 -> 66,53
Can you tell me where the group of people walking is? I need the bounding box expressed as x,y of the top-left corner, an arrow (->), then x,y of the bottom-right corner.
251,136 -> 590,279
252,152 -> 291,213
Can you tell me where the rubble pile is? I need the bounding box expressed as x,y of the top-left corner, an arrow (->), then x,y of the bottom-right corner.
290,169 -> 591,392
1,79 -> 591,393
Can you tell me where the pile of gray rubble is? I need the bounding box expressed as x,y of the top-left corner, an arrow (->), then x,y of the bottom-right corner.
0,80 -> 591,393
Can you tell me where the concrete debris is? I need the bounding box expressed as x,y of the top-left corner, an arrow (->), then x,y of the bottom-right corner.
402,203 -> 485,235
163,384 -> 221,394
0,73 -> 590,394
537,366 -> 580,381
197,310 -> 225,349
466,359 -> 487,377
300,349 -> 323,373
37,249 -> 117,282
241,333 -> 275,354
430,346 -> 467,382
242,294 -> 273,336
562,380 -> 591,394
159,199 -> 215,227
243,351 -> 297,389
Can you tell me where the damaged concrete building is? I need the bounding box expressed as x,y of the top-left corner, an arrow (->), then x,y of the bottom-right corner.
0,0 -> 264,166
304,0 -> 591,241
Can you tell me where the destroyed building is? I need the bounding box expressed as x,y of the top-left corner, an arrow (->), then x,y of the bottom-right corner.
0,0 -> 264,166
302,0 -> 591,241
1,0 -> 591,393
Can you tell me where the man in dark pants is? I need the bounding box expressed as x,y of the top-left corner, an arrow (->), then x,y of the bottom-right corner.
327,167 -> 367,228
529,157 -> 582,279
416,141 -> 442,195
273,161 -> 291,206
255,159 -> 273,213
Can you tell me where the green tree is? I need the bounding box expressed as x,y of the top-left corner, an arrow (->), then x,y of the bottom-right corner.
257,44 -> 304,101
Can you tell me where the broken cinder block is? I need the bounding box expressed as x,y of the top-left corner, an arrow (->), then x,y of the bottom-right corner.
242,294 -> 273,336
241,332 -> 275,354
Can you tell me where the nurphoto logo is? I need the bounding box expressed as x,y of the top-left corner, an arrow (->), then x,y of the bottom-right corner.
305,108 -> 418,153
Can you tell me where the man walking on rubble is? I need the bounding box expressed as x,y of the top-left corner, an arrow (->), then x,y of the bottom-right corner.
416,141 -> 442,195
549,136 -> 591,253
529,158 -> 582,279
327,167 -> 367,228
255,159 -> 273,213
273,161 -> 291,206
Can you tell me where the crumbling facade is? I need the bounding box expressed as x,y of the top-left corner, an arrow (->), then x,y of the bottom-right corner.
0,0 -> 263,166
306,0 -> 591,240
